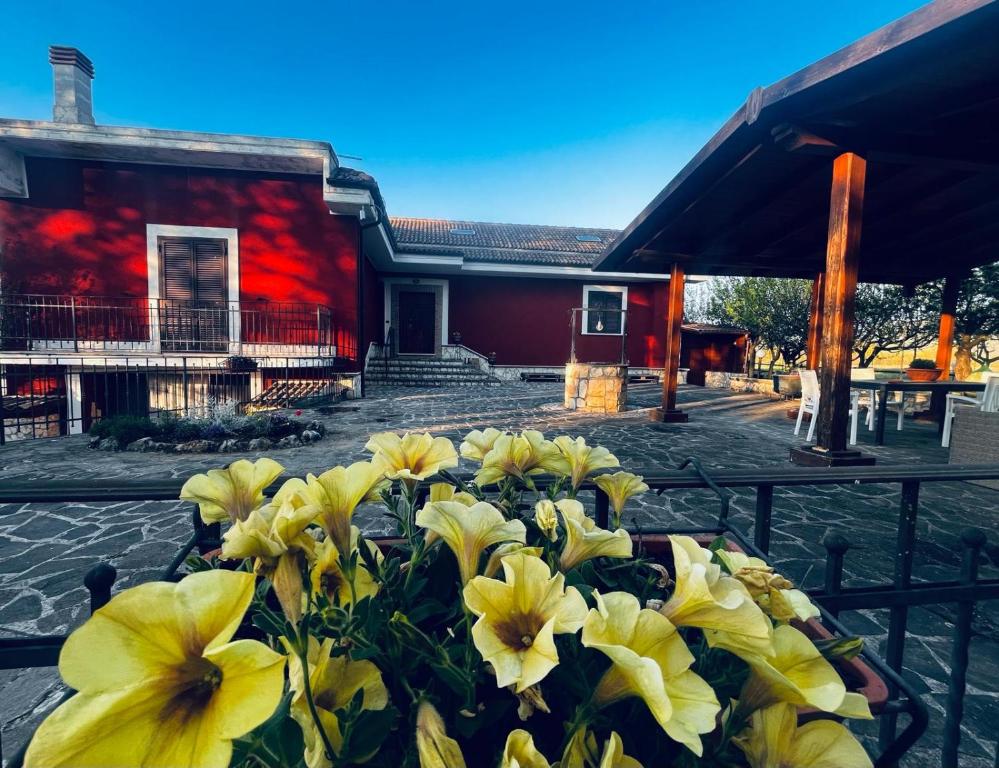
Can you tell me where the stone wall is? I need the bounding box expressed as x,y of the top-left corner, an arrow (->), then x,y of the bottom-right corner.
948,408 -> 999,490
564,363 -> 627,413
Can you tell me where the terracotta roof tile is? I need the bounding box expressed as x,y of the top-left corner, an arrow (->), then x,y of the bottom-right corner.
390,217 -> 620,267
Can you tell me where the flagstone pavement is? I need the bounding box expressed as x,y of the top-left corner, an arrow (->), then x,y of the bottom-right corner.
0,382 -> 996,766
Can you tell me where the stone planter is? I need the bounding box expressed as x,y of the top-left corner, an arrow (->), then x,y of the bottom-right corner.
776,374 -> 802,397
564,363 -> 627,413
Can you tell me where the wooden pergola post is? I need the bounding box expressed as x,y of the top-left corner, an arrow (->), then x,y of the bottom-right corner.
935,275 -> 960,375
653,262 -> 688,422
792,152 -> 874,465
806,272 -> 825,369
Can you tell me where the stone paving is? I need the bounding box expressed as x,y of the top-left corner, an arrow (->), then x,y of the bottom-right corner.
0,382 -> 996,766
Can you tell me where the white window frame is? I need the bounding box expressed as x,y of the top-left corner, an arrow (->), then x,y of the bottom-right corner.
582,285 -> 627,336
146,224 -> 240,353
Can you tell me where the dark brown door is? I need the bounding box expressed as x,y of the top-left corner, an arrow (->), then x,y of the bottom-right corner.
397,291 -> 436,354
159,237 -> 228,351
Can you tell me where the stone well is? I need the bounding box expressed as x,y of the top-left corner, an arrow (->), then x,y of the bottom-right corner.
564,363 -> 627,413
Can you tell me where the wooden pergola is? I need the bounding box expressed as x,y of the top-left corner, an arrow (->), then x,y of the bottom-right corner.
594,0 -> 999,465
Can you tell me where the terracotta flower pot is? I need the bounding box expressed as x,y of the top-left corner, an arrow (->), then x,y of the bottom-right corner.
905,367 -> 942,382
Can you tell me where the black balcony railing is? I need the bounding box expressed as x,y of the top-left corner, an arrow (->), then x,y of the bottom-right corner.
0,294 -> 336,355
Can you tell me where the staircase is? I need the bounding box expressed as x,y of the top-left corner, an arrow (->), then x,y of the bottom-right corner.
365,357 -> 501,387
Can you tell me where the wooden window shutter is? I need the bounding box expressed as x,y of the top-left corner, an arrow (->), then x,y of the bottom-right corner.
160,238 -> 195,302
193,239 -> 228,304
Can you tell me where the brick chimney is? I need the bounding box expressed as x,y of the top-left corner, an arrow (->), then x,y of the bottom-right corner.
49,46 -> 95,125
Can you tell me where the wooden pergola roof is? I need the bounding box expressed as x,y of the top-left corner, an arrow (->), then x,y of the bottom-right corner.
595,0 -> 999,284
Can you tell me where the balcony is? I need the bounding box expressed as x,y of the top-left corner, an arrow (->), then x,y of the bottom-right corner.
0,295 -> 339,358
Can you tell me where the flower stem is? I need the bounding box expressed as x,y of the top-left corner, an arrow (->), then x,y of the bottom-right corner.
296,638 -> 338,764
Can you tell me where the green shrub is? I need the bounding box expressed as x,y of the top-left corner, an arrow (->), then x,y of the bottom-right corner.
908,358 -> 938,369
88,415 -> 160,446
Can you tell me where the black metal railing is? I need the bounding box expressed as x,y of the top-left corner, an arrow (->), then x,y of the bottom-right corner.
0,462 -> 996,765
0,294 -> 336,355
0,355 -> 359,443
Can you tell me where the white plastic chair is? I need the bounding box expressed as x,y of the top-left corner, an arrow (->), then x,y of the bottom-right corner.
794,369 -> 860,445
942,372 -> 999,448
850,367 -> 906,431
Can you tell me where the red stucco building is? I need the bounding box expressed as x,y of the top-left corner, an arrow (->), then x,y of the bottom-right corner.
0,47 -> 738,438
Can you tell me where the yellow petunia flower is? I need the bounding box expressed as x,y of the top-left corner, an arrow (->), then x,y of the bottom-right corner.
25,571 -> 285,768
739,624 -> 846,715
475,430 -> 567,487
561,729 -> 645,768
553,436 -> 620,490
715,550 -> 820,622
659,536 -> 773,660
593,472 -> 650,528
222,497 -> 318,622
416,700 -> 467,768
366,432 -> 459,485
534,499 -> 560,542
734,702 -> 873,768
429,481 -> 478,506
581,591 -> 719,756
460,427 -> 506,461
309,526 -> 381,607
484,543 -> 544,579
416,500 -> 527,584
501,729 -> 551,768
274,461 -> 387,556
464,552 -> 587,692
180,457 -> 284,523
556,499 -> 632,571
286,636 -> 389,767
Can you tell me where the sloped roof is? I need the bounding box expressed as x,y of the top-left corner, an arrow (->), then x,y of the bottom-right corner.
390,217 -> 621,267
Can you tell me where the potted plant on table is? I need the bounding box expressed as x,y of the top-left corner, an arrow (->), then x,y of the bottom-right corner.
221,355 -> 259,373
905,357 -> 942,382
24,431 -> 876,768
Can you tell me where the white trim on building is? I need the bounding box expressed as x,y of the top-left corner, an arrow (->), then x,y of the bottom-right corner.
581,285 -> 628,336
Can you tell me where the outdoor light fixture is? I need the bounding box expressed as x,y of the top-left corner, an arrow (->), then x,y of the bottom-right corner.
596,317 -> 605,332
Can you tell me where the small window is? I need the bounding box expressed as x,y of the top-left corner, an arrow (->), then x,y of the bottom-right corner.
449,227 -> 476,236
582,285 -> 627,335
575,234 -> 602,243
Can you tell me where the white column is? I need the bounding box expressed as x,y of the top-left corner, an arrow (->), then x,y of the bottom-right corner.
65,371 -> 84,435
250,371 -> 263,399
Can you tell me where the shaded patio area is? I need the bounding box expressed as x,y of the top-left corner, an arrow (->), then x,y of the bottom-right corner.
0,381 -> 996,765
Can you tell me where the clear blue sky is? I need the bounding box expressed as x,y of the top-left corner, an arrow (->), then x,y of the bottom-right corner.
1,0 -> 924,228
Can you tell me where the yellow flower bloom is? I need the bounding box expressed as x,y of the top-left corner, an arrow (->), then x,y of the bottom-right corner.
309,527 -> 381,607
416,500 -> 527,584
464,552 -> 587,692
275,461 -> 387,556
715,550 -> 820,622
460,427 -> 505,461
501,729 -> 551,768
556,499 -> 632,571
221,497 -> 318,622
25,571 -> 285,768
734,702 -> 873,768
593,472 -> 649,527
366,432 -> 459,484
484,543 -> 544,579
581,591 -> 719,756
560,729 -> 644,768
659,536 -> 773,660
553,436 -> 620,490
286,637 -> 388,767
416,700 -> 467,768
475,430 -> 566,487
180,457 -> 284,523
739,624 -> 846,715
429,482 -> 478,506
534,499 -> 560,542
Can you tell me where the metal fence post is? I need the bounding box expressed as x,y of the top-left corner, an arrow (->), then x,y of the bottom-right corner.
595,487 -> 610,529
881,479 -> 920,749
83,563 -> 117,613
941,528 -> 987,767
182,357 -> 189,417
754,484 -> 774,555
821,531 -> 850,619
70,296 -> 79,352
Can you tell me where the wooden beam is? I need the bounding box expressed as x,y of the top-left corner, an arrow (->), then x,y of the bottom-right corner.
816,153 -> 867,453
806,272 -> 825,369
653,263 -> 688,422
935,275 -> 961,372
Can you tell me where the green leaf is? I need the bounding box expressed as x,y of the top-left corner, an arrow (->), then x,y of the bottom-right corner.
337,707 -> 398,764
183,554 -> 214,573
